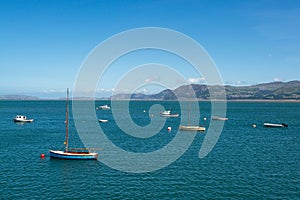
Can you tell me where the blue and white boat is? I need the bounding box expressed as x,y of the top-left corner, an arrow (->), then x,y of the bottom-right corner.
13,115 -> 33,123
49,150 -> 98,160
49,88 -> 98,160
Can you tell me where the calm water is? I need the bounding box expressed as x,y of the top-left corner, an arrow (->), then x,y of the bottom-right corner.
0,100 -> 299,199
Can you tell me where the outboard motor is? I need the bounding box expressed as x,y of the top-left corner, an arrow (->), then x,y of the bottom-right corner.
282,123 -> 288,127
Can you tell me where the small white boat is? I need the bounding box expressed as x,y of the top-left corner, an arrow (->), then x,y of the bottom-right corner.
179,125 -> 205,131
97,105 -> 110,110
13,115 -> 33,123
212,116 -> 228,121
160,110 -> 179,117
98,119 -> 108,123
264,123 -> 288,128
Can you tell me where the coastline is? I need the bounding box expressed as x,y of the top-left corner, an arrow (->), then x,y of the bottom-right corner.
1,98 -> 300,102
224,99 -> 300,103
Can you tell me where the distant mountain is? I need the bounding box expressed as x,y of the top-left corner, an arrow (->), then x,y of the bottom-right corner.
0,95 -> 40,100
111,81 -> 300,100
224,80 -> 300,100
2,81 -> 299,100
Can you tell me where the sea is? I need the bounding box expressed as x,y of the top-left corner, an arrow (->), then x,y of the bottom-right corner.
0,100 -> 299,199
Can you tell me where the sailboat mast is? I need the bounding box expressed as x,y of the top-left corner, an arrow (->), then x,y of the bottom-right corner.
65,88 -> 69,152
188,103 -> 191,126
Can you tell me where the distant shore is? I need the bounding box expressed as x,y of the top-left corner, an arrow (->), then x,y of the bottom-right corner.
225,99 -> 300,102
1,98 -> 300,102
1,80 -> 300,101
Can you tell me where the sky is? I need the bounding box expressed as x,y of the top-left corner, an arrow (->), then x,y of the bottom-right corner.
0,0 -> 299,98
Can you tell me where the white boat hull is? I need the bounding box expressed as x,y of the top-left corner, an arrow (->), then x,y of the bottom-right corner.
179,126 -> 205,131
160,113 -> 179,117
14,119 -> 33,123
97,105 -> 110,110
160,110 -> 179,117
13,115 -> 33,123
212,116 -> 228,121
264,123 -> 288,128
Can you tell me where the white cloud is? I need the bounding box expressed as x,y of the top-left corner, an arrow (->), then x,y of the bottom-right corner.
97,88 -> 115,92
273,77 -> 283,82
43,89 -> 65,93
188,77 -> 206,84
235,80 -> 250,85
225,81 -> 251,86
136,88 -> 148,93
144,77 -> 160,83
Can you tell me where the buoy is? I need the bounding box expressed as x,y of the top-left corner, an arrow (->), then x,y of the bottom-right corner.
204,117 -> 207,121
143,110 -> 146,113
167,127 -> 172,131
40,153 -> 45,159
252,124 -> 256,128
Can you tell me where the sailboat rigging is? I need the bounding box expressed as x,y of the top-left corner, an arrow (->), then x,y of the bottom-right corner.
49,88 -> 98,160
179,103 -> 205,131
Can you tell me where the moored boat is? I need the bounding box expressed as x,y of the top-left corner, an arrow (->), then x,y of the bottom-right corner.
97,104 -> 110,110
49,150 -> 98,160
98,119 -> 108,123
160,110 -> 179,117
13,115 -> 33,123
49,88 -> 98,160
212,116 -> 228,121
179,103 -> 205,132
179,125 -> 205,131
264,123 -> 288,128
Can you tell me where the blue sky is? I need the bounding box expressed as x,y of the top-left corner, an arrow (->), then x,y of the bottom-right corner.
0,0 -> 299,98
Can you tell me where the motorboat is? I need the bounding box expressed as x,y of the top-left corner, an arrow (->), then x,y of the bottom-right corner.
264,123 -> 288,128
13,115 -> 33,123
212,116 -> 228,121
160,110 -> 179,117
97,105 -> 110,110
98,119 -> 108,123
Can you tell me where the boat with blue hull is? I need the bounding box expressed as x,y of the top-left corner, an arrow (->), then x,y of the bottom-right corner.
49,88 -> 98,160
49,150 -> 98,160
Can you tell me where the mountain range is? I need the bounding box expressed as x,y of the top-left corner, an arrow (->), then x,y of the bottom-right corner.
112,80 -> 300,100
0,95 -> 40,100
1,81 -> 300,100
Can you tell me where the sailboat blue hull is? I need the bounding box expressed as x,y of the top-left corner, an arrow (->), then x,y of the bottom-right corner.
49,150 -> 98,160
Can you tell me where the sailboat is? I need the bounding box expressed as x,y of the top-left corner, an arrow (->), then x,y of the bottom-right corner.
179,103 -> 205,131
49,88 -> 98,160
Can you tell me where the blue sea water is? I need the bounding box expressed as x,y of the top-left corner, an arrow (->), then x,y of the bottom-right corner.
0,100 -> 299,199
